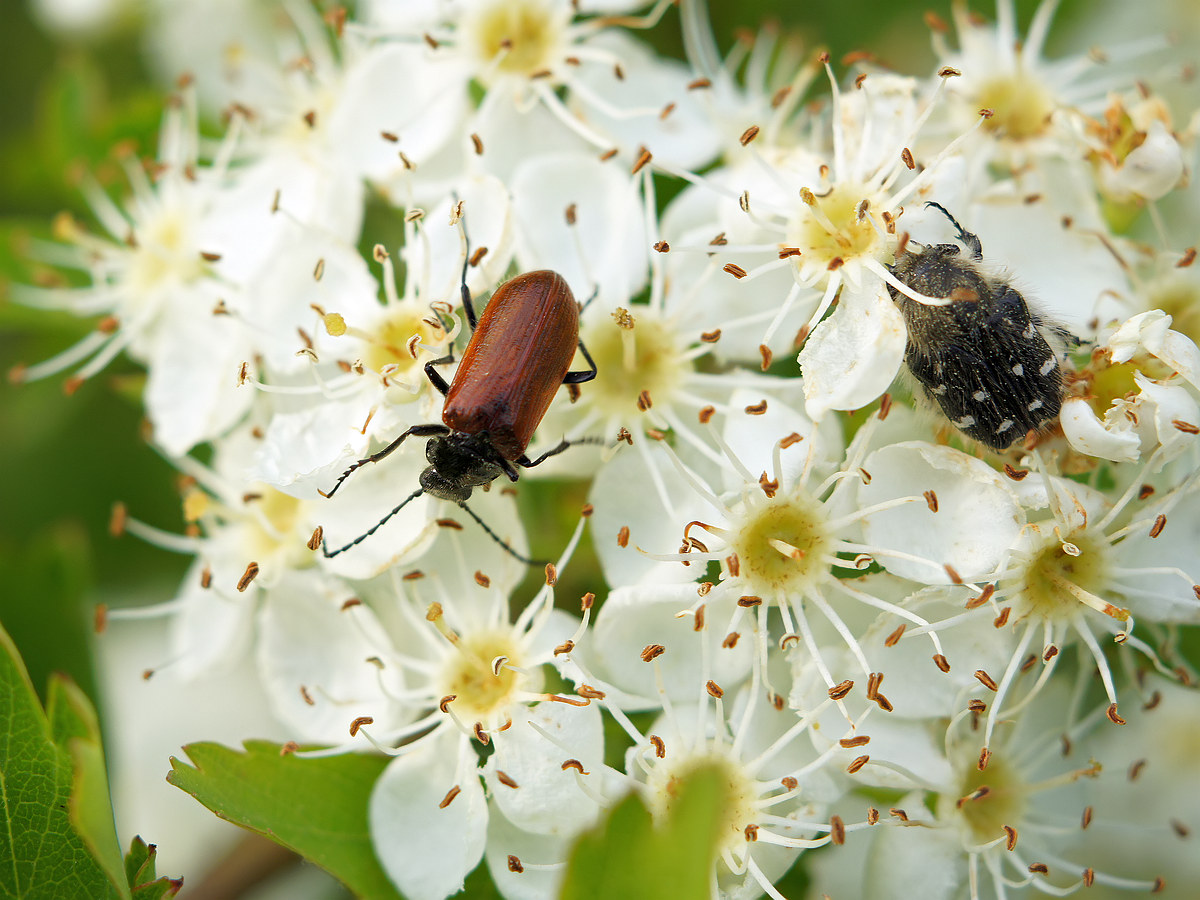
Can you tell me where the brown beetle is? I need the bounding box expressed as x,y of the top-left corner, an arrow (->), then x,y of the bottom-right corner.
320,265 -> 596,562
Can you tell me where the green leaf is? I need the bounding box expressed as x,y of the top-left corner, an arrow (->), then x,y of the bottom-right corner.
0,623 -> 119,900
124,838 -> 181,900
559,764 -> 725,900
167,741 -> 401,900
45,675 -> 128,900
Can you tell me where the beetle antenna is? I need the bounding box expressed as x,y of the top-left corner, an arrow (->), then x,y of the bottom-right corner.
321,487 -> 426,557
456,502 -> 548,566
923,201 -> 982,259
924,201 -> 964,236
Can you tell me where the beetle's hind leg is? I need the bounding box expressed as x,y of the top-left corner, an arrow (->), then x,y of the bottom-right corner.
563,337 -> 598,384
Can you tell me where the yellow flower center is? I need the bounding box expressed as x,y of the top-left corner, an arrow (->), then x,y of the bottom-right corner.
1010,528 -> 1113,623
946,756 -> 1028,845
440,632 -> 529,722
730,493 -> 833,597
976,71 -> 1055,141
582,308 -> 687,419
645,752 -> 761,855
362,306 -> 447,378
245,488 -> 311,567
127,210 -> 205,294
465,0 -> 567,78
791,183 -> 883,271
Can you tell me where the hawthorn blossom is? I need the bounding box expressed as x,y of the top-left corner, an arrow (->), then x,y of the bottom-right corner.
355,525 -> 602,900
10,88 -> 256,455
811,681 -> 1167,900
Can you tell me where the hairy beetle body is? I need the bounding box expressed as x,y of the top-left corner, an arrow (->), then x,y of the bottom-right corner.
888,203 -> 1066,450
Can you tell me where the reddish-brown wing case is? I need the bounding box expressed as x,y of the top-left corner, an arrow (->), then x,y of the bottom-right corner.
442,270 -> 579,460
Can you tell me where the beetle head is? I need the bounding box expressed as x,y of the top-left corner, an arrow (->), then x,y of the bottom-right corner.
422,433 -> 505,502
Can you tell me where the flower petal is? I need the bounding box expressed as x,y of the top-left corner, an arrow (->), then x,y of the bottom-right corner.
370,735 -> 487,900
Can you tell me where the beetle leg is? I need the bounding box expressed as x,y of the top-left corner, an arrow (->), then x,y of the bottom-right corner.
319,423 -> 449,498
562,337 -> 598,384
456,215 -> 480,331
498,457 -> 522,482
423,355 -> 454,396
517,439 -> 569,469
321,487 -> 426,557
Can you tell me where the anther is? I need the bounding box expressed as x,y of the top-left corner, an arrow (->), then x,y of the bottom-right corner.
640,644 -> 665,662
974,670 -> 999,691
828,680 -> 854,700
237,562 -> 260,592
830,816 -> 846,844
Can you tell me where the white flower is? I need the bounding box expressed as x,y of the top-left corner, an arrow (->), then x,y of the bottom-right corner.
105,426 -> 322,677
928,0 -> 1162,166
593,395 -> 964,713
1061,310 -> 1200,464
11,90 -> 257,454
569,632 -> 868,900
320,526 -> 602,900
849,682 -> 1165,899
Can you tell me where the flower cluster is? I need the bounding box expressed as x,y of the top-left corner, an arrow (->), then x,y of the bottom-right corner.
18,0 -> 1200,898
